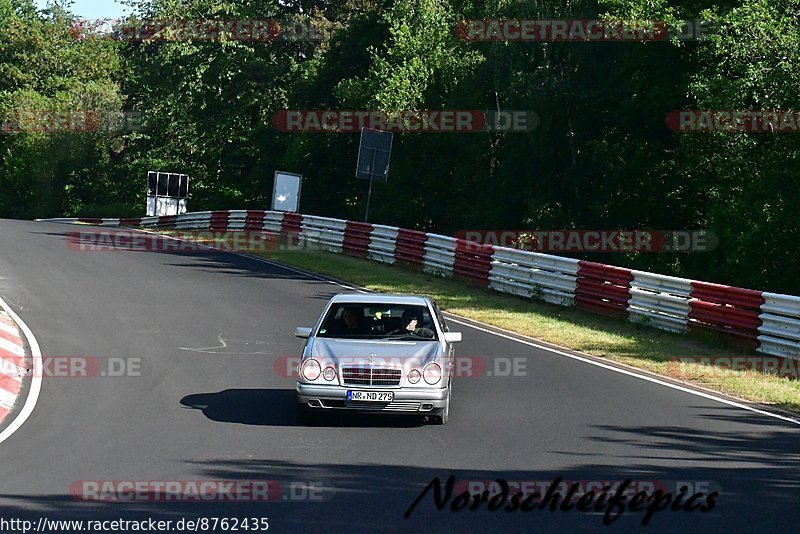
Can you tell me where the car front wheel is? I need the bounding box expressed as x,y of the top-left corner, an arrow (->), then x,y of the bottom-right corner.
430,383 -> 450,425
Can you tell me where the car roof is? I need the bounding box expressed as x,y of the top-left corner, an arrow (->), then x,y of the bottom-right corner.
329,293 -> 430,306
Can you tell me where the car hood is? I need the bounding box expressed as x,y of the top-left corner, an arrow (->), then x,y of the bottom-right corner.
310,338 -> 442,369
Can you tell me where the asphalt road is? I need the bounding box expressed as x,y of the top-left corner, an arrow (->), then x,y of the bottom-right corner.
0,219 -> 797,533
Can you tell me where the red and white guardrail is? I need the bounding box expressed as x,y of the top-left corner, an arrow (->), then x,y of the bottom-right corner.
39,210 -> 800,361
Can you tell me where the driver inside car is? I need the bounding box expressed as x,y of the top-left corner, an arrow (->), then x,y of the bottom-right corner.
392,309 -> 435,339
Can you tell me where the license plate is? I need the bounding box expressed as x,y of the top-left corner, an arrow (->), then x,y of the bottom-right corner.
347,390 -> 394,403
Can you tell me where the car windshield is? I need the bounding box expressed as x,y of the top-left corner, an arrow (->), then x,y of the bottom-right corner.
316,303 -> 438,341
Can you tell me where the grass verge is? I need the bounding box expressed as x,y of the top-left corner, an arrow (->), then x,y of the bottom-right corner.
259,248 -> 800,414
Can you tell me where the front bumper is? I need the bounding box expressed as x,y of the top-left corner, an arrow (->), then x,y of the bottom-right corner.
296,382 -> 448,413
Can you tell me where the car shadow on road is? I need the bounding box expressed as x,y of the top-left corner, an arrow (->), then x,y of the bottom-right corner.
180,388 -> 427,428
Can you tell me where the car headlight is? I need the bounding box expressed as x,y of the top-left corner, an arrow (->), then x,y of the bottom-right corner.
301,359 -> 321,381
423,363 -> 442,385
408,369 -> 421,384
323,366 -> 337,381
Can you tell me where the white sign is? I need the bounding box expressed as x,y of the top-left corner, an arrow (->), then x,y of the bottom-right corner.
146,171 -> 188,216
272,171 -> 303,213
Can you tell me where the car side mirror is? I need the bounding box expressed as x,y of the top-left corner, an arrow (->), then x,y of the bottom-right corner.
295,327 -> 312,339
443,332 -> 462,343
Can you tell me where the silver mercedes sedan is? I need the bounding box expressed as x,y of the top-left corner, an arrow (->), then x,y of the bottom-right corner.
294,293 -> 462,424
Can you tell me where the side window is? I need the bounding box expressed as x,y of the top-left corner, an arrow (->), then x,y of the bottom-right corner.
431,301 -> 448,332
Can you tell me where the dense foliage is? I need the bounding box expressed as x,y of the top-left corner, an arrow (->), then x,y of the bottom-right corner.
1,0 -> 798,292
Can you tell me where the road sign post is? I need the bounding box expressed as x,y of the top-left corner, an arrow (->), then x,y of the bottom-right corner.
355,128 -> 393,223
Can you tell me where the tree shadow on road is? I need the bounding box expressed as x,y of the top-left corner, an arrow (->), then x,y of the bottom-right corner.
1,453 -> 798,532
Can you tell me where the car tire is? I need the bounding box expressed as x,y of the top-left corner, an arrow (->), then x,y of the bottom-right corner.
430,383 -> 450,425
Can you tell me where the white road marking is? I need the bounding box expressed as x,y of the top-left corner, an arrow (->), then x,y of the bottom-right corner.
178,333 -> 275,355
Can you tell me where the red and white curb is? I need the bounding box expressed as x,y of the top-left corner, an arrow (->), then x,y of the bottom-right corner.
0,297 -> 42,444
0,310 -> 27,422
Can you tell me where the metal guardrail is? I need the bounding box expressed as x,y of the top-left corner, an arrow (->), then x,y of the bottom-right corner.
628,271 -> 693,333
368,225 -> 399,265
758,293 -> 800,358
689,281 -> 765,344
489,248 -> 579,306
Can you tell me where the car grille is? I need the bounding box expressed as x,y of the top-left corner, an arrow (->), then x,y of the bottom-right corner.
347,401 -> 421,412
341,367 -> 402,386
